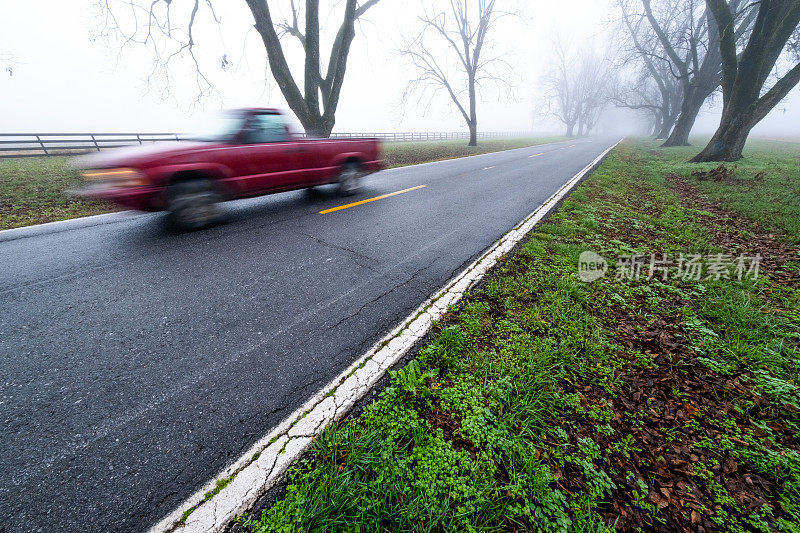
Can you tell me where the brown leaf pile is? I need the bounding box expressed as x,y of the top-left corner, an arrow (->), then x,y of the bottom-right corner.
553,299 -> 797,532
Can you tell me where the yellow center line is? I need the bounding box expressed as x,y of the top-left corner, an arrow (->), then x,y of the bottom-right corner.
528,153 -> 544,158
319,185 -> 427,214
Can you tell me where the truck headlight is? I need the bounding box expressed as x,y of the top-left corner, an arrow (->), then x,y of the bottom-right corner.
81,168 -> 147,187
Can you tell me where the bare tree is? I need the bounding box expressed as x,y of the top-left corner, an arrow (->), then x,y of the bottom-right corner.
98,0 -> 382,137
612,60 -> 682,138
691,0 -> 800,162
246,0 -> 381,136
614,0 -> 684,138
400,0 -> 507,147
629,0 -> 756,146
543,41 -> 580,137
544,40 -> 612,137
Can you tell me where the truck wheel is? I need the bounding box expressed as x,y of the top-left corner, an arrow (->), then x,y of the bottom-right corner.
167,178 -> 222,231
337,162 -> 363,196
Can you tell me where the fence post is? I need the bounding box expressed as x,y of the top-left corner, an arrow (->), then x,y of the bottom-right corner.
35,135 -> 49,155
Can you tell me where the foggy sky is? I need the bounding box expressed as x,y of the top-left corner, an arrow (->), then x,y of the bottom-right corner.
1,0 -> 799,136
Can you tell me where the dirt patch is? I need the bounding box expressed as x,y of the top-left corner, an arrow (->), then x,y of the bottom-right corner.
667,173 -> 799,287
421,400 -> 478,456
691,164 -> 737,182
690,164 -> 768,186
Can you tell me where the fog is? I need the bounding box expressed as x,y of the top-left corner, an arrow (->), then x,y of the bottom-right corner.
1,0 -> 799,137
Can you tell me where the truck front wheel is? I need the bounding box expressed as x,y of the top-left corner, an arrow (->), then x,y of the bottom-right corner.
167,178 -> 222,231
337,162 -> 363,196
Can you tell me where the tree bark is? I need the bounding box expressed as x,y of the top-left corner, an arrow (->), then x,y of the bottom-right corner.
246,0 -> 377,138
692,0 -> 800,162
690,108 -> 753,161
655,113 -> 673,139
468,72 -> 478,146
661,86 -> 708,146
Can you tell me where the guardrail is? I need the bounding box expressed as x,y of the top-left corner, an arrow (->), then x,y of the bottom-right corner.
0,133 -> 184,158
0,131 -> 533,158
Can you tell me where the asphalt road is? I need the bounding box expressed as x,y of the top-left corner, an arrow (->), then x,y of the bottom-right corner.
0,138 -> 617,531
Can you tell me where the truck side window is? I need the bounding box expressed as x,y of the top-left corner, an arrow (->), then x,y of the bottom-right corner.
242,114 -> 287,144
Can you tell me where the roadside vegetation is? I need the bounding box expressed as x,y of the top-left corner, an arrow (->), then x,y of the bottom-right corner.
239,139 -> 800,532
0,137 -> 565,231
0,156 -> 118,230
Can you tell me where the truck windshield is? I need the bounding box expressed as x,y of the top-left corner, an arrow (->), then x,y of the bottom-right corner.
186,112 -> 246,142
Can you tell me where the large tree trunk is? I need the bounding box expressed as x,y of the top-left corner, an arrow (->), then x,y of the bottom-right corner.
655,110 -> 674,139
692,0 -> 800,162
655,122 -> 672,140
246,0 -> 374,140
566,122 -> 575,137
690,108 -> 753,161
661,86 -> 708,146
303,118 -> 335,138
651,115 -> 662,138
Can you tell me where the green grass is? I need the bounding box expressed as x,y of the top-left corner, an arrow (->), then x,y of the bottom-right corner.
0,156 -> 117,230
650,137 -> 800,244
180,474 -> 237,523
0,137 -> 565,231
237,139 -> 799,532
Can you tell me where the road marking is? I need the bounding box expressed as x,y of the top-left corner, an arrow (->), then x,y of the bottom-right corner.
569,144 -> 576,147
528,153 -> 544,158
319,185 -> 426,214
483,166 -> 495,170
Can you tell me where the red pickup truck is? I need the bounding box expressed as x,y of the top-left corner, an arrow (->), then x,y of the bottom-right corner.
76,108 -> 384,230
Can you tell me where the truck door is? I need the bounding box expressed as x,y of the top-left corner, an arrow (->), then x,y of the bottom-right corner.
236,112 -> 302,193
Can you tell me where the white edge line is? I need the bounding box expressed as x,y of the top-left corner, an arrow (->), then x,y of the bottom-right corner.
150,138 -> 623,533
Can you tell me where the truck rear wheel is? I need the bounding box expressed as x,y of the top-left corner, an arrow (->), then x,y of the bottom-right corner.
337,162 -> 363,196
167,178 -> 222,231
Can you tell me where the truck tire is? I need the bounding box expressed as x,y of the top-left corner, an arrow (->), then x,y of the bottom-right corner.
337,162 -> 363,196
167,178 -> 222,231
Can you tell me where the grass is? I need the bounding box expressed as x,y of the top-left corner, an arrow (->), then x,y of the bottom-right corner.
659,138 -> 800,244
0,156 -> 118,230
0,137 -> 565,231
237,139 -> 799,532
181,474 -> 237,523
